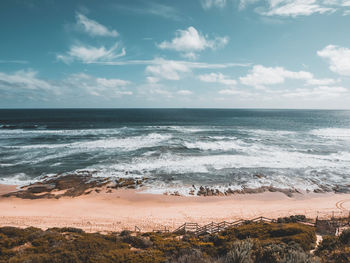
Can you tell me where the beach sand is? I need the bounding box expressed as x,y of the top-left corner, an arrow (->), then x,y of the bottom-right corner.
0,184 -> 349,232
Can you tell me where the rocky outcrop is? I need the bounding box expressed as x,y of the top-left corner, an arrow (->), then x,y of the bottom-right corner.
195,185 -> 298,197
2,173 -> 148,199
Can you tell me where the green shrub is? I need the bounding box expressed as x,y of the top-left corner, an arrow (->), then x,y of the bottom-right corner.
339,229 -> 350,244
222,239 -> 255,263
0,221 -> 320,263
167,248 -> 212,263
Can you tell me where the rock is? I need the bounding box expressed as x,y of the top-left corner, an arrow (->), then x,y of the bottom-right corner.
27,185 -> 55,194
215,190 -> 224,196
189,189 -> 195,195
197,186 -> 206,196
136,180 -> 142,185
314,188 -> 324,194
225,188 -> 234,195
207,189 -> 213,196
119,179 -> 136,188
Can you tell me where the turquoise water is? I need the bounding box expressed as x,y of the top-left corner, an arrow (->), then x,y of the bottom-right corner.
1,109 -> 350,193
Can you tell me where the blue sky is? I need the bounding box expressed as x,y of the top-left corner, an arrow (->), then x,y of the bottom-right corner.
0,0 -> 350,108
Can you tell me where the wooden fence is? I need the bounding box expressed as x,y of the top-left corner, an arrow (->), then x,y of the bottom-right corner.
144,213 -> 350,236
173,216 -> 277,236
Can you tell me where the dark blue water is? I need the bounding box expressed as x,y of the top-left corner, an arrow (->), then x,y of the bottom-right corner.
1,109 -> 350,194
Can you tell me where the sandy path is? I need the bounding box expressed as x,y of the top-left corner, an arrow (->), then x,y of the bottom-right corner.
0,186 -> 350,232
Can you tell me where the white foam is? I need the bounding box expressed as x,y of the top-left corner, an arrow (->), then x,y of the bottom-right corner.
165,126 -> 219,133
0,173 -> 34,186
184,139 -> 247,151
0,127 -> 126,137
242,129 -> 297,136
311,128 -> 350,139
3,133 -> 172,151
93,148 -> 350,178
70,133 -> 172,150
0,163 -> 16,167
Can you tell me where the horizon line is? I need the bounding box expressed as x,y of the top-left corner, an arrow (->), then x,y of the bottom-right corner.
0,107 -> 350,111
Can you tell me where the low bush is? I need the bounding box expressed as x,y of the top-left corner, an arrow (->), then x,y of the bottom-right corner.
0,221 -> 327,263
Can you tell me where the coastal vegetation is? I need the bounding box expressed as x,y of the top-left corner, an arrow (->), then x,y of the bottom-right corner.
0,221 -> 329,263
315,228 -> 350,262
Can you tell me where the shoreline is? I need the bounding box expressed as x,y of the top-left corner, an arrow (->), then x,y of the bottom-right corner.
1,184 -> 350,233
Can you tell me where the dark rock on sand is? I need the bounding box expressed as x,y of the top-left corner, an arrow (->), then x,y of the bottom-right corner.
195,185 -> 298,197
2,173 -> 148,200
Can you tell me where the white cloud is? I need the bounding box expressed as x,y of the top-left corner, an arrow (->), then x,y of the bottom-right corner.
177,89 -> 193,95
201,0 -> 227,9
94,59 -> 249,68
305,77 -> 337,85
218,85 -> 349,103
317,45 -> 350,76
0,70 -> 54,91
239,0 -> 260,10
241,0 -> 350,17
198,72 -> 237,85
57,43 -> 126,64
76,13 -> 118,37
262,0 -> 335,17
143,58 -> 247,82
219,88 -> 246,95
217,88 -> 260,100
145,58 -> 191,81
0,69 -> 133,101
96,78 -> 131,88
115,3 -> 182,21
65,73 -> 132,97
147,87 -> 173,98
240,65 -> 337,89
158,26 -> 228,59
281,86 -> 348,99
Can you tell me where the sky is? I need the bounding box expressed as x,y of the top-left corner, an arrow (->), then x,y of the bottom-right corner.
0,0 -> 350,109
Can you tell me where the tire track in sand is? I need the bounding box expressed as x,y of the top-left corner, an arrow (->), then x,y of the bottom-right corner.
336,199 -> 350,211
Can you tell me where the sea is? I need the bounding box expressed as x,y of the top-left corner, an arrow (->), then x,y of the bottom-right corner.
1,109 -> 350,194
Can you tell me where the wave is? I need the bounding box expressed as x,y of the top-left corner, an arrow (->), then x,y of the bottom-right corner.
0,124 -> 45,129
69,133 -> 172,150
167,126 -> 219,133
2,133 -> 172,151
0,127 -> 126,136
0,163 -> 16,167
0,173 -> 34,186
92,148 -> 350,178
311,128 -> 350,139
184,139 -> 247,151
240,129 -> 297,136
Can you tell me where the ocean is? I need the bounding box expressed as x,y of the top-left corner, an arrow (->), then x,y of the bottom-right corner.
1,109 -> 350,194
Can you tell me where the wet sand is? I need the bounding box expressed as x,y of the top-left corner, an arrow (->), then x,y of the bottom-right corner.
1,184 -> 350,232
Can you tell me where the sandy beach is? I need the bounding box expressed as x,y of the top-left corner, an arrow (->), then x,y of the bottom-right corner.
1,184 -> 350,233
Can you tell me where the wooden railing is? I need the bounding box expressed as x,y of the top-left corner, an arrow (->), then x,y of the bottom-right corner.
138,216 -> 319,236
152,226 -> 170,233
133,215 -> 350,236
173,216 -> 279,235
